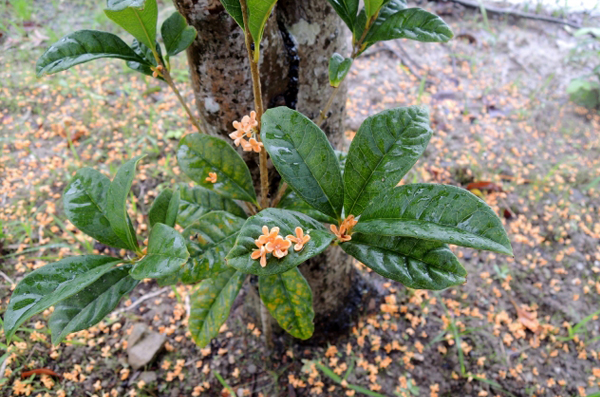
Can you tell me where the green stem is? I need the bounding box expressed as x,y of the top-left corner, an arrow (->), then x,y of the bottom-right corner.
240,0 -> 270,209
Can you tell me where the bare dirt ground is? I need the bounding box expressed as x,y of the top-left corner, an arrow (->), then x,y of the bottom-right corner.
1,1 -> 600,396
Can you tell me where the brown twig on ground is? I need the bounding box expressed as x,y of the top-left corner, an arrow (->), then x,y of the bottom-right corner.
438,0 -> 582,29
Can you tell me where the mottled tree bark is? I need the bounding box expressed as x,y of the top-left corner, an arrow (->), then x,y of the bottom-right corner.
174,0 -> 359,337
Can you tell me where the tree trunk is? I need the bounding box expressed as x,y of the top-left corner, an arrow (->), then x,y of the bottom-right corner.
174,0 -> 361,339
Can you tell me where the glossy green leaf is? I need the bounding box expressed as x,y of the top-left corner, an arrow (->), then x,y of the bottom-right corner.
106,156 -> 143,252
131,223 -> 189,279
49,265 -> 138,344
247,0 -> 277,49
344,106 -> 432,217
148,188 -> 173,228
178,133 -> 257,204
365,0 -> 385,17
63,168 -> 129,249
161,11 -> 197,56
36,30 -> 144,77
166,189 -> 181,227
329,53 -> 353,88
366,7 -> 453,44
177,184 -> 247,228
327,0 -> 359,32
105,0 -> 158,50
261,107 -> 344,220
259,268 -> 314,339
277,190 -> 337,224
218,0 -> 276,48
3,255 -> 120,341
353,0 -> 406,46
341,233 -> 466,290
226,208 -> 335,276
189,268 -> 245,347
355,184 -> 513,255
180,211 -> 246,284
219,0 -> 244,28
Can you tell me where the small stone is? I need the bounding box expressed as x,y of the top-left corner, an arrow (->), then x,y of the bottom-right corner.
128,332 -> 166,370
127,323 -> 149,349
247,364 -> 257,374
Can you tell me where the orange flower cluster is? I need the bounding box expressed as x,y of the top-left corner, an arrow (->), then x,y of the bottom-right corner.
330,215 -> 358,242
229,111 -> 263,153
205,172 -> 217,184
251,226 -> 310,267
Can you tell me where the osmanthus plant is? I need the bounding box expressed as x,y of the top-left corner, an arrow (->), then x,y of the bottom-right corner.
3,0 -> 513,348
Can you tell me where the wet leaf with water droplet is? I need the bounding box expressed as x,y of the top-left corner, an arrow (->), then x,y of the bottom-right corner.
49,265 -> 138,344
63,167 -> 130,249
344,106 -> 432,217
131,223 -> 189,279
3,255 -> 120,341
341,233 -> 466,290
355,183 -> 513,255
261,107 -> 344,220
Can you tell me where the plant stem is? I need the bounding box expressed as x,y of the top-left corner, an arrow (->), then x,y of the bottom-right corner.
161,67 -> 205,134
271,182 -> 288,207
315,13 -> 378,127
240,0 -> 270,209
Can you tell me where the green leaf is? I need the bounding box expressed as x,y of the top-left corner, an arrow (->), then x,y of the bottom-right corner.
261,107 -> 344,220
248,0 -> 277,48
180,212 -> 246,284
329,53 -> 353,88
125,39 -> 167,80
366,7 -> 453,44
341,234 -> 466,290
3,255 -> 119,341
277,190 -> 337,224
354,184 -> 513,255
161,11 -> 197,56
148,188 -> 180,228
219,0 -> 244,28
189,268 -> 245,347
259,268 -> 314,339
63,168 -> 129,249
105,0 -> 158,50
49,265 -> 138,345
177,184 -> 247,228
218,0 -> 276,49
365,0 -> 385,18
327,0 -> 359,32
226,208 -> 335,276
148,188 -> 172,228
36,30 -> 145,77
343,106 -> 432,217
106,156 -> 143,252
354,0 -> 407,45
177,133 -> 257,204
131,223 -> 189,279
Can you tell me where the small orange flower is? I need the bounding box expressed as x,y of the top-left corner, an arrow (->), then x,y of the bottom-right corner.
232,111 -> 258,135
241,137 -> 263,153
331,215 -> 357,242
266,235 -> 292,258
286,227 -> 310,251
229,129 -> 246,147
251,246 -> 268,267
255,226 -> 280,247
205,172 -> 217,183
